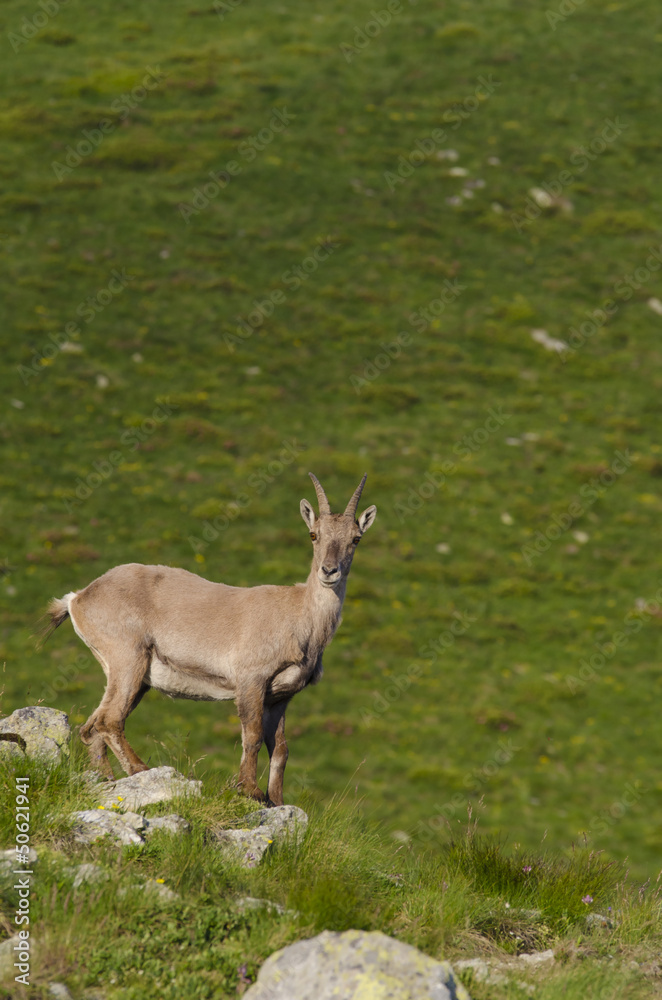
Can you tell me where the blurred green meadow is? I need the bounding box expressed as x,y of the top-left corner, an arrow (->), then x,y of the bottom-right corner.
1,0 -> 662,880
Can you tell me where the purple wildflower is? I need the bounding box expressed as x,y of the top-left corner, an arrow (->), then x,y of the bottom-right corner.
522,865 -> 532,873
582,894 -> 593,904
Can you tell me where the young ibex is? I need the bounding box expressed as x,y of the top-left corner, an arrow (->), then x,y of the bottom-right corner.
43,473 -> 376,805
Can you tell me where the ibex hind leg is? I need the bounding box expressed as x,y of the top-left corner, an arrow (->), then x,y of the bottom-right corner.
78,638 -> 151,777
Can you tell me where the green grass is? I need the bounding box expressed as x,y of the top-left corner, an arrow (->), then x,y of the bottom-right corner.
1,752 -> 661,998
1,0 -> 662,955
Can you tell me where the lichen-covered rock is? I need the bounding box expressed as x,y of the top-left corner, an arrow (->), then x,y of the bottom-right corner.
213,828 -> 275,868
213,805 -> 308,868
243,929 -> 471,1000
0,707 -> 70,765
62,863 -> 110,889
70,809 -> 146,846
98,766 -> 201,812
144,814 -> 190,838
246,805 -> 308,845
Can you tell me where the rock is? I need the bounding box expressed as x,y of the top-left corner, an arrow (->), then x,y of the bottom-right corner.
118,878 -> 179,902
212,805 -> 308,868
98,766 -> 201,812
246,805 -> 308,845
0,935 -> 22,978
0,848 -> 38,876
235,896 -> 300,918
70,809 -> 146,846
455,958 -> 506,985
213,828 -> 275,868
48,984 -> 74,999
0,707 -> 70,765
517,949 -> 555,967
144,814 -> 190,838
62,863 -> 110,889
586,912 -> 615,929
243,929 -> 471,1000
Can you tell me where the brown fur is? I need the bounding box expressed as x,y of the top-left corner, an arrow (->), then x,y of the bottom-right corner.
43,474 -> 376,804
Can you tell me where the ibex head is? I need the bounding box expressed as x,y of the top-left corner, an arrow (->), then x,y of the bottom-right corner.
300,473 -> 377,588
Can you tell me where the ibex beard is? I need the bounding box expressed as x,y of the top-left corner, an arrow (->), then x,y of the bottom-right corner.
41,473 -> 376,806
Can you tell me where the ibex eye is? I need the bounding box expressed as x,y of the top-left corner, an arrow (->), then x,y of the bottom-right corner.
353,536 -> 361,544
310,532 -> 317,541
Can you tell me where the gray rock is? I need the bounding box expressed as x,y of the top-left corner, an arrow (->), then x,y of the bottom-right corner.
455,958 -> 505,985
586,912 -> 615,929
98,766 -> 201,812
0,847 -> 38,876
236,896 -> 299,918
213,828 -> 275,868
48,984 -> 74,999
212,805 -> 308,868
0,935 -> 22,978
243,929 -> 472,1000
70,809 -> 146,846
118,878 -> 179,902
144,814 -> 190,838
62,863 -> 110,889
246,804 -> 308,844
0,707 -> 70,764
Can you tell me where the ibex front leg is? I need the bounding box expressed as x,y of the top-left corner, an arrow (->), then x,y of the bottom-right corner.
263,699 -> 290,807
236,682 -> 267,802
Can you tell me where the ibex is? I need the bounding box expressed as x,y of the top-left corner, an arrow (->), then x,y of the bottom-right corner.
43,474 -> 376,805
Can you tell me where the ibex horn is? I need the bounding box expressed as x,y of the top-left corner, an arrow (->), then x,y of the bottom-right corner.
308,472 -> 331,515
344,473 -> 368,518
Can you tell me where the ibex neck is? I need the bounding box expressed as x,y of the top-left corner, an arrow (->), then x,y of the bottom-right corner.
304,566 -> 346,625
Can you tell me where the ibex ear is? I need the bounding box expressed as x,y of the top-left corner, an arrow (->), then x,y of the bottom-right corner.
357,505 -> 377,533
300,499 -> 316,530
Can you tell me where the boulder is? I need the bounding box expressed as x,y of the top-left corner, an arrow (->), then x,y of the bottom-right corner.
62,863 -> 110,889
0,935 -> 22,979
98,766 -> 201,812
144,814 -> 190,838
243,929 -> 471,1000
0,707 -> 70,765
70,809 -> 146,846
212,805 -> 308,868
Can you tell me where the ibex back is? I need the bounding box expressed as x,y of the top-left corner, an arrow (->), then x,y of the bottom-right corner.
43,473 -> 376,805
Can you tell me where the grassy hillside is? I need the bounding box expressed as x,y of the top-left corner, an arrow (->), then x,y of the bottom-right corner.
1,0 -> 662,887
1,751 -> 661,999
